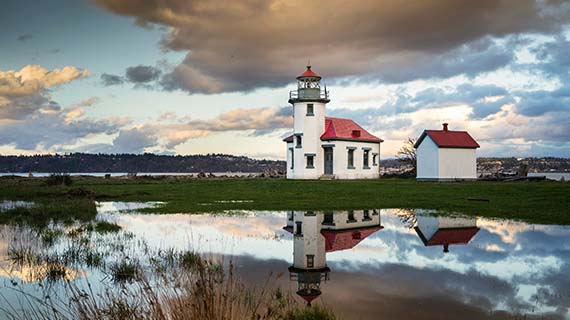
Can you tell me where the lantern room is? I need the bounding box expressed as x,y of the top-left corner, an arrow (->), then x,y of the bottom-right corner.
289,64 -> 330,103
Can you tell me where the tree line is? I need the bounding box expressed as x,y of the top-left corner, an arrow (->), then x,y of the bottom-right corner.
0,153 -> 286,173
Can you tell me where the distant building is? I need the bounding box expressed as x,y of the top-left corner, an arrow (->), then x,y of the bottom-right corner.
414,215 -> 480,253
284,65 -> 383,179
284,210 -> 382,305
414,123 -> 480,181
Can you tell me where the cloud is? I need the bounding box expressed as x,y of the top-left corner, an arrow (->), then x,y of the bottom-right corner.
111,127 -> 159,153
100,73 -> 124,86
0,65 -> 89,99
84,106 -> 293,153
95,0 -> 570,93
17,34 -> 33,42
125,65 -> 161,83
0,65 -> 125,151
152,106 -> 293,149
0,107 -> 125,150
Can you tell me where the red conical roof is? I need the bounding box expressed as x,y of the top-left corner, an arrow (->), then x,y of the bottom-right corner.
297,65 -> 321,79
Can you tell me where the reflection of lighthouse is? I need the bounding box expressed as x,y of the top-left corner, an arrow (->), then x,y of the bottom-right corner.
414,216 -> 480,253
285,210 -> 382,306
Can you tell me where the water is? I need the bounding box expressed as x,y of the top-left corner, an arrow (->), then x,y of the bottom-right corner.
0,172 -> 261,177
528,172 -> 570,181
1,203 -> 569,319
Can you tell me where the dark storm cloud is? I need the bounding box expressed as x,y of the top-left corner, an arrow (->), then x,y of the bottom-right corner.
125,65 -> 161,83
17,33 -> 33,42
95,0 -> 570,93
100,73 -> 124,86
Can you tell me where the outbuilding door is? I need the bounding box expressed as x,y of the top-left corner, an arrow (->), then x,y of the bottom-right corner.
324,147 -> 333,174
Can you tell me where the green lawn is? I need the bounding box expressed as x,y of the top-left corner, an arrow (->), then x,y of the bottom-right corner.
0,176 -> 568,224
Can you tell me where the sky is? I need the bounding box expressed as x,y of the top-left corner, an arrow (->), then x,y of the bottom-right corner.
0,0 -> 569,159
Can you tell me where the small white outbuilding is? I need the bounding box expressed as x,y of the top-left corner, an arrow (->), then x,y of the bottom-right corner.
414,123 -> 480,181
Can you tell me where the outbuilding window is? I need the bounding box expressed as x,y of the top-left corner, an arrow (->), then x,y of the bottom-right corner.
306,104 -> 314,116
289,148 -> 294,169
296,135 -> 302,148
372,153 -> 378,166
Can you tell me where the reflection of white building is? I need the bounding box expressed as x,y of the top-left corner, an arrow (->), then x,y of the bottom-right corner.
414,215 -> 480,253
283,65 -> 383,180
284,210 -> 382,305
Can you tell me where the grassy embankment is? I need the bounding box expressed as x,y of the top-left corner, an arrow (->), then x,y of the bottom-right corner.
0,176 -> 568,224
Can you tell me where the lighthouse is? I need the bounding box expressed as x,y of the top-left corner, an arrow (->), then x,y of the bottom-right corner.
284,65 -> 383,180
287,64 -> 330,179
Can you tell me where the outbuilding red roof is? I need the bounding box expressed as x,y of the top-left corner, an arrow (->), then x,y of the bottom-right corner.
414,123 -> 479,148
321,117 -> 383,142
321,226 -> 383,252
297,65 -> 321,79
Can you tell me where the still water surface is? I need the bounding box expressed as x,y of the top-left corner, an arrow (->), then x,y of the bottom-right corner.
2,202 -> 570,319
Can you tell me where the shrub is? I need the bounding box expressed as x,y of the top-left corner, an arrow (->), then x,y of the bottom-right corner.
110,260 -> 140,282
94,221 -> 121,233
45,173 -> 73,186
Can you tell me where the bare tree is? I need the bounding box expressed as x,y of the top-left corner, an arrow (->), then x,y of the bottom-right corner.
396,138 -> 417,172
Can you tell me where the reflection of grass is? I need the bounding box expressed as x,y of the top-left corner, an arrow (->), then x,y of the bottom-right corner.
0,199 -> 97,228
1,223 -> 334,320
110,260 -> 140,282
2,176 -> 569,224
94,220 -> 121,233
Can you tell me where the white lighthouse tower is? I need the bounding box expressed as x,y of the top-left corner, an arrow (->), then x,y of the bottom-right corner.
288,211 -> 330,306
287,65 -> 330,179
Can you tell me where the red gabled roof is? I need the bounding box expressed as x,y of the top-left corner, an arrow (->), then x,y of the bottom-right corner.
297,65 -> 321,79
321,226 -> 383,252
321,117 -> 383,142
426,228 -> 480,246
414,125 -> 479,149
283,135 -> 294,142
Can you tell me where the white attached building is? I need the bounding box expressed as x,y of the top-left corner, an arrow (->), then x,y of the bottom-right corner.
284,65 -> 383,180
414,123 -> 480,181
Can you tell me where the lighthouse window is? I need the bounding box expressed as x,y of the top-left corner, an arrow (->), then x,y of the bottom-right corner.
306,104 -> 314,116
289,148 -> 294,169
296,136 -> 302,148
306,255 -> 315,268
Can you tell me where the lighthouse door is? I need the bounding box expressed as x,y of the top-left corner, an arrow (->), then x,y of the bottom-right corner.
324,147 -> 333,174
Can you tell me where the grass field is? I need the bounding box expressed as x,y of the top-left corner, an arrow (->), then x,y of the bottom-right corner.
1,176 -> 568,224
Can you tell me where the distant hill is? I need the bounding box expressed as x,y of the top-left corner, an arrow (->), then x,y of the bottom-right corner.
380,157 -> 570,173
0,153 -> 286,173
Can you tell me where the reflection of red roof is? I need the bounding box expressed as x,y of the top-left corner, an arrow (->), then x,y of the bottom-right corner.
321,117 -> 383,143
415,129 -> 479,148
283,135 -> 294,142
426,228 -> 480,246
297,65 -> 321,79
297,290 -> 321,306
415,227 -> 480,248
321,226 -> 383,252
